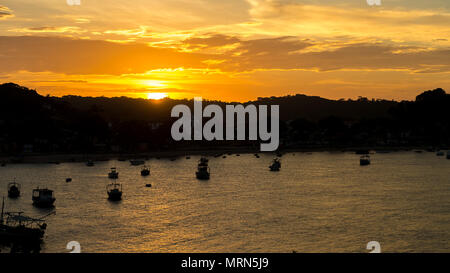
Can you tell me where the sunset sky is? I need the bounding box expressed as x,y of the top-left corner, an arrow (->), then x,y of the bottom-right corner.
0,0 -> 449,101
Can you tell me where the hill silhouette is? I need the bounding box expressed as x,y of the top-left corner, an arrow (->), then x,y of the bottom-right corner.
0,83 -> 448,155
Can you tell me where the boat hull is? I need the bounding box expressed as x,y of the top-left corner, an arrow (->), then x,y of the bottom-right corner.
32,197 -> 56,208
8,188 -> 20,198
360,159 -> 371,166
196,171 -> 210,180
108,191 -> 122,201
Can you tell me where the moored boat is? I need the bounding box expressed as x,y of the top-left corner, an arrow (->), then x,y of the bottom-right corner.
141,165 -> 150,176
269,158 -> 281,171
32,188 -> 56,208
1,198 -> 54,250
107,183 -> 123,201
130,159 -> 145,166
108,167 -> 119,179
196,158 -> 210,180
8,181 -> 21,198
360,155 -> 371,166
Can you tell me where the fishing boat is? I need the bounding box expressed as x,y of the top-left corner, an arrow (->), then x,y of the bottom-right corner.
360,155 -> 371,166
108,167 -> 119,179
8,181 -> 21,198
141,165 -> 150,176
86,160 -> 94,167
107,182 -> 123,201
269,158 -> 281,171
196,158 -> 210,180
32,188 -> 56,208
1,198 -> 54,250
130,159 -> 145,166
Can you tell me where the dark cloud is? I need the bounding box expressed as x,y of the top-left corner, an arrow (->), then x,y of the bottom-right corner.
0,5 -> 13,19
183,34 -> 240,50
0,35 -> 449,75
0,36 -> 211,75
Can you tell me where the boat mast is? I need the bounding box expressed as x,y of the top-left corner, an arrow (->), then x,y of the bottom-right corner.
1,196 -> 4,225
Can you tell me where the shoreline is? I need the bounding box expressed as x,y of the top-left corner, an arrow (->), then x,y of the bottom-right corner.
0,146 -> 443,164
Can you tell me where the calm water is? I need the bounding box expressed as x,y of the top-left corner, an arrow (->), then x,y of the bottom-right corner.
0,152 -> 449,253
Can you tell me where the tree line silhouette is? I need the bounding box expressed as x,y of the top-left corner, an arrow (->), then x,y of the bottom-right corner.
0,82 -> 448,155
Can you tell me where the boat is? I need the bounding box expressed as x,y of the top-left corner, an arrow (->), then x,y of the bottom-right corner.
66,178 -> 72,183
269,158 -> 281,171
1,198 -> 54,250
8,181 -> 21,198
107,183 -> 123,201
86,160 -> 94,167
108,167 -> 119,179
141,165 -> 150,176
130,159 -> 145,166
196,158 -> 210,180
436,151 -> 445,156
32,188 -> 56,208
447,151 -> 450,160
360,155 -> 371,166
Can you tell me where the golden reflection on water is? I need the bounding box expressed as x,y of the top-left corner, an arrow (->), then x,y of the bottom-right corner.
0,152 -> 449,253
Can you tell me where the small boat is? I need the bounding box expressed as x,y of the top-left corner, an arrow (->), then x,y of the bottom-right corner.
196,158 -> 210,180
269,158 -> 281,171
32,188 -> 56,208
66,178 -> 72,183
447,151 -> 450,160
86,160 -> 94,167
436,151 -> 445,156
107,183 -> 122,201
108,167 -> 119,179
145,184 -> 152,188
222,155 -> 227,159
130,159 -> 145,166
8,181 -> 21,198
1,198 -> 54,249
186,156 -> 191,160
360,155 -> 371,166
141,165 -> 150,176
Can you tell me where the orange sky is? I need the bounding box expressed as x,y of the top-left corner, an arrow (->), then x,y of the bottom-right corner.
0,0 -> 449,101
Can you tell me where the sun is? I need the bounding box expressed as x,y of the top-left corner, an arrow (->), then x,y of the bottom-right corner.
147,92 -> 168,100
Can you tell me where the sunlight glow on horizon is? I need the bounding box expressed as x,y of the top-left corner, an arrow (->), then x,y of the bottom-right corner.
146,92 -> 168,100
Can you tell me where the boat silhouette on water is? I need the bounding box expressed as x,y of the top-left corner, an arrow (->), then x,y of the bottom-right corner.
269,158 -> 281,171
130,159 -> 145,166
141,165 -> 150,176
8,181 -> 21,198
108,167 -> 119,179
107,183 -> 123,201
86,160 -> 95,167
32,188 -> 56,208
196,157 -> 210,180
360,155 -> 371,166
1,197 -> 54,252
